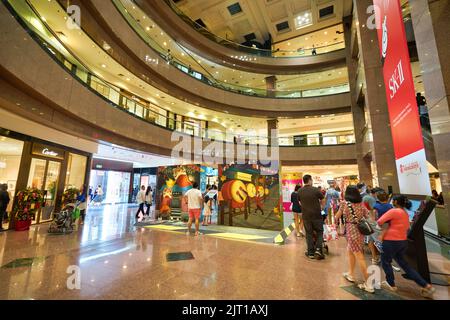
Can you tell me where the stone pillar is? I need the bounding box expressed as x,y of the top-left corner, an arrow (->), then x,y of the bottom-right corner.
410,0 -> 450,232
265,76 -> 277,98
344,17 -> 373,184
344,0 -> 400,192
267,118 -> 278,144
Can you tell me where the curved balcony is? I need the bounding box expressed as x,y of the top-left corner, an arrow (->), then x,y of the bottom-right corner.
0,0 -> 356,165
112,0 -> 349,100
134,0 -> 347,75
64,0 -> 351,116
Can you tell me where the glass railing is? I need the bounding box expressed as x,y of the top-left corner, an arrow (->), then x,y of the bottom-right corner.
113,0 -> 350,99
161,0 -> 345,58
4,0 -> 355,148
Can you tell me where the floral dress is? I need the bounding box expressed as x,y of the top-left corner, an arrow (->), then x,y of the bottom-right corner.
338,201 -> 369,253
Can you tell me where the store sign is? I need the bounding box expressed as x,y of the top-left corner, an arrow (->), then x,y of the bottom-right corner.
32,143 -> 64,160
374,0 -> 430,195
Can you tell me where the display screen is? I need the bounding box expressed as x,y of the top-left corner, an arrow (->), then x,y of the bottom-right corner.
390,198 -> 423,222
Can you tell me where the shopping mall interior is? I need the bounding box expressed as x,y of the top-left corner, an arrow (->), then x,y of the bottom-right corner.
0,0 -> 448,303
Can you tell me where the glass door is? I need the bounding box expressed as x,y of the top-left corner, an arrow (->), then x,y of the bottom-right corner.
27,158 -> 46,224
41,161 -> 61,222
27,158 -> 61,224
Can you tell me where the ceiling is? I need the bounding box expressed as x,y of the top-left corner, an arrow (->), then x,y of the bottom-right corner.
172,0 -> 353,45
120,0 -> 349,91
278,113 -> 353,136
94,144 -> 182,168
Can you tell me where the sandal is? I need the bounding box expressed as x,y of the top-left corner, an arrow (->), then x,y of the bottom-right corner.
358,282 -> 375,293
343,272 -> 355,283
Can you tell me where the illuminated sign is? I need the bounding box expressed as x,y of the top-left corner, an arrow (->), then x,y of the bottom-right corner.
31,143 -> 64,160
374,0 -> 430,195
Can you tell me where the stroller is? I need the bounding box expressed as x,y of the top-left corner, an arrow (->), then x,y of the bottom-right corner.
48,202 -> 77,234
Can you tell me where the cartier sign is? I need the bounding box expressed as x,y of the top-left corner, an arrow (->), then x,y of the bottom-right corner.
31,143 -> 64,160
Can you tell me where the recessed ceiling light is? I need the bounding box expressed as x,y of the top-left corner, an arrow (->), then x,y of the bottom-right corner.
101,64 -> 107,68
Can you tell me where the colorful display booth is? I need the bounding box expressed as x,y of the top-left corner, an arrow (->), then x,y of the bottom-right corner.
218,163 -> 281,231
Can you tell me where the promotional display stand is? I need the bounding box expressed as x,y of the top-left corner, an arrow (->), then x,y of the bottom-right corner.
405,199 -> 437,283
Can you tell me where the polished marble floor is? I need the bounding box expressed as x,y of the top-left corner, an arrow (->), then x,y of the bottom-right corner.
0,204 -> 448,300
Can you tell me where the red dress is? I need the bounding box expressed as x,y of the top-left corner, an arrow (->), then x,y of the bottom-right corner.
338,201 -> 369,253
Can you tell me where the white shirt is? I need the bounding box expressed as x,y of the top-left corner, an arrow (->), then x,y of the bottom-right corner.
185,188 -> 202,209
96,187 -> 103,196
136,190 -> 146,204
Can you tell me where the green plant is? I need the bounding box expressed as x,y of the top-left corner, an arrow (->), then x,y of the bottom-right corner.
62,187 -> 80,205
13,188 -> 45,221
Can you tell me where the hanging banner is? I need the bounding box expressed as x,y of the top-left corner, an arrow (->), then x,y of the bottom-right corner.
374,0 -> 430,195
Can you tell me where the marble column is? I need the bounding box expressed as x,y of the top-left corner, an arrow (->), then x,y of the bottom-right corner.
410,0 -> 450,232
344,0 -> 400,192
265,76 -> 277,98
343,17 -> 373,184
267,118 -> 278,145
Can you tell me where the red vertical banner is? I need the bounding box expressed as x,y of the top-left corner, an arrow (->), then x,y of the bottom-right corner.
373,0 -> 430,195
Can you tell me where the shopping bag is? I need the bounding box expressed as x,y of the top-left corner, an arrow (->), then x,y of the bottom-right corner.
323,224 -> 338,241
72,208 -> 81,220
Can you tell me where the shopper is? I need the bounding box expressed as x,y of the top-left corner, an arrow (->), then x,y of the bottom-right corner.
438,192 -> 444,205
203,194 -> 212,226
184,182 -> 203,236
145,186 -> 153,218
135,185 -> 146,219
335,185 -> 374,293
94,185 -> 104,206
311,45 -> 317,55
373,191 -> 393,219
362,188 -> 380,264
0,184 -> 10,231
298,175 -> 325,259
76,185 -> 87,225
324,183 -> 340,221
378,195 -> 436,298
291,184 -> 304,238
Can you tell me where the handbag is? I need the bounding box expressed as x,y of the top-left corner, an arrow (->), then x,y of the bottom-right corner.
347,201 -> 374,235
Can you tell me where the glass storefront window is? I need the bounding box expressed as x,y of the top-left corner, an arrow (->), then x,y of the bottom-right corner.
0,136 -> 24,226
323,136 -> 338,145
307,134 -> 320,146
89,170 -> 131,204
65,153 -> 87,190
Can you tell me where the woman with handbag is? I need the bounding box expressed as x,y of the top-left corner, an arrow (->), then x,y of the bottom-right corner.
335,185 -> 374,293
377,195 -> 435,298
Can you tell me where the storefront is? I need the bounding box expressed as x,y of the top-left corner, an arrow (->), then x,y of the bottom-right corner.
90,159 -> 133,205
131,167 -> 157,203
0,128 -> 91,229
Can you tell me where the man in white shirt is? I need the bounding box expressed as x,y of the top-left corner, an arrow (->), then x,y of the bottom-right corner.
135,185 -> 146,219
183,182 -> 203,236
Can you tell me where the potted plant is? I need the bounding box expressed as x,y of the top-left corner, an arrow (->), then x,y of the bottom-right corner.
61,187 -> 80,206
13,188 -> 44,231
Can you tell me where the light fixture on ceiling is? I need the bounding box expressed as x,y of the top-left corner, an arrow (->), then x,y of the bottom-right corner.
295,10 -> 312,30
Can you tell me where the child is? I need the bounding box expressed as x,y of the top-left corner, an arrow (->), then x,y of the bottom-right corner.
203,195 -> 212,226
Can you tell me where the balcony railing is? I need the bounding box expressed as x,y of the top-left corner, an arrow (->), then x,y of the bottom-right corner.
114,0 -> 350,99
160,0 -> 346,58
4,0 -> 355,148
